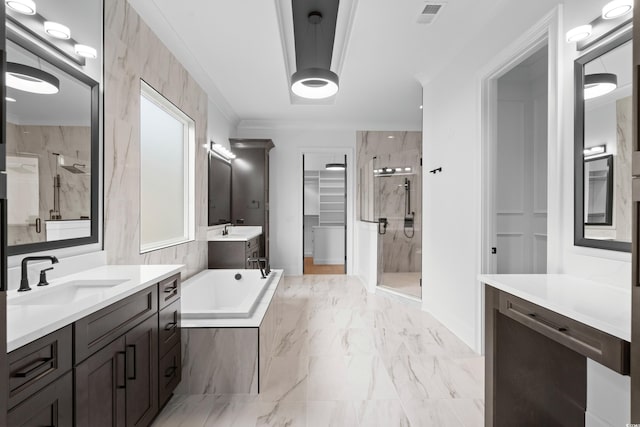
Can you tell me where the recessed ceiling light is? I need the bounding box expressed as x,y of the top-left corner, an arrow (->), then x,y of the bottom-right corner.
566,25 -> 592,43
5,97 -> 16,102
74,44 -> 97,59
602,0 -> 633,19
387,135 -> 395,139
6,62 -> 59,94
584,73 -> 617,100
5,0 -> 36,15
291,68 -> 339,99
44,21 -> 71,40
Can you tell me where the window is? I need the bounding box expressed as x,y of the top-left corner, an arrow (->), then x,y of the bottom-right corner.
140,81 -> 195,253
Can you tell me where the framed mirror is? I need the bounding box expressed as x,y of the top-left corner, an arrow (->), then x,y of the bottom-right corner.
208,153 -> 232,226
5,0 -> 101,255
574,30 -> 631,252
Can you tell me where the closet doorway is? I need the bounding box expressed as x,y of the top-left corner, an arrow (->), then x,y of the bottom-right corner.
303,153 -> 347,275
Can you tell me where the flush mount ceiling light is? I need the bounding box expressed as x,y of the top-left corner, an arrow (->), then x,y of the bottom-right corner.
584,73 -> 617,99
74,44 -> 97,59
566,25 -> 593,43
6,62 -> 59,94
325,163 -> 345,171
5,0 -> 36,15
602,0 -> 633,19
44,21 -> 70,39
291,2 -> 340,100
583,145 -> 607,157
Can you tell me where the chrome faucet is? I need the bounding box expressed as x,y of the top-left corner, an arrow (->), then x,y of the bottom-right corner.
247,257 -> 270,279
19,256 -> 59,292
222,224 -> 231,236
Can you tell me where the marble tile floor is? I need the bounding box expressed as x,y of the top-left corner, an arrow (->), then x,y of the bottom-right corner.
153,275 -> 483,427
380,272 -> 422,299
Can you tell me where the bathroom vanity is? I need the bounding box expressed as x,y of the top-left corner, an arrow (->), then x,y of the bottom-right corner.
481,274 -> 631,426
6,265 -> 182,426
207,226 -> 263,269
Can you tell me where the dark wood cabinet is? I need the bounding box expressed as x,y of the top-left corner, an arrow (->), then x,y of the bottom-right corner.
208,234 -> 261,269
230,139 -> 273,258
7,371 -> 73,427
157,275 -> 181,408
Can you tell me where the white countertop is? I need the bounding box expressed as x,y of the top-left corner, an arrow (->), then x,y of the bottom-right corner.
479,274 -> 631,342
7,264 -> 184,352
181,269 -> 283,328
207,226 -> 262,242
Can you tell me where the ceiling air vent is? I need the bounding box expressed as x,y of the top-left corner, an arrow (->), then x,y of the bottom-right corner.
417,2 -> 446,24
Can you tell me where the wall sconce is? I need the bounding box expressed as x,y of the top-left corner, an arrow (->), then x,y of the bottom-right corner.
566,0 -> 633,51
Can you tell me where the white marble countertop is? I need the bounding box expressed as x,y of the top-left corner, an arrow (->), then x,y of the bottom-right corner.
207,226 -> 262,242
7,264 -> 184,352
479,274 -> 631,342
181,269 -> 283,328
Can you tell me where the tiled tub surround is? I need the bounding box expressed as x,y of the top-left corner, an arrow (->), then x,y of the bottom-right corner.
6,123 -> 91,245
6,264 -> 183,352
104,0 -> 209,278
153,275 -> 483,426
177,270 -> 284,395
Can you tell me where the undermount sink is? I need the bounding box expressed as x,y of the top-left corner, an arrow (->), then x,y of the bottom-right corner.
8,279 -> 128,306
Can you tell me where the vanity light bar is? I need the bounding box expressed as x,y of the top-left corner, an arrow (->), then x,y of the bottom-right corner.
566,25 -> 593,43
583,145 -> 606,157
5,0 -> 36,15
210,142 -> 236,160
374,166 -> 413,175
602,0 -> 633,20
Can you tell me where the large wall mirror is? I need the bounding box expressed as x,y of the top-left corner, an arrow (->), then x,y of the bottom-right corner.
574,30 -> 631,252
208,152 -> 232,226
5,0 -> 102,255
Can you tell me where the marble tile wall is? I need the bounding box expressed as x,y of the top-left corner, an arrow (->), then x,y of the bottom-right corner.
614,96 -> 632,242
356,131 -> 422,273
6,123 -> 91,245
104,0 -> 208,277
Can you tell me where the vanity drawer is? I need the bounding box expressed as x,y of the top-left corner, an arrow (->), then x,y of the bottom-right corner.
75,286 -> 158,363
247,236 -> 260,251
499,292 -> 630,374
8,325 -> 72,409
7,371 -> 73,427
158,343 -> 181,407
159,299 -> 180,356
159,273 -> 181,310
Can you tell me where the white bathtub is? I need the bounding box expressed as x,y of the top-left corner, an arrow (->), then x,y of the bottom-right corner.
181,269 -> 278,319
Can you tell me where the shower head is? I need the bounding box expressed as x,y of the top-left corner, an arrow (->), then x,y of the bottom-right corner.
60,163 -> 87,174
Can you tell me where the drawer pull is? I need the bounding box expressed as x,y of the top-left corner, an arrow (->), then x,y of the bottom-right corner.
116,351 -> 126,389
164,285 -> 177,293
13,357 -> 53,378
164,366 -> 177,378
164,322 -> 177,332
126,345 -> 137,380
528,313 -> 568,333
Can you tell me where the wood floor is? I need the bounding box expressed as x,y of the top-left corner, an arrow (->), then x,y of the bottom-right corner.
304,257 -> 345,275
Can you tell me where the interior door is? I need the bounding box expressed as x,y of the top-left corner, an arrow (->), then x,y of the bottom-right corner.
631,7 -> 640,422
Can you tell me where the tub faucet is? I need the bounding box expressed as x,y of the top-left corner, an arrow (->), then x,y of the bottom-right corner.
19,256 -> 59,292
247,257 -> 270,279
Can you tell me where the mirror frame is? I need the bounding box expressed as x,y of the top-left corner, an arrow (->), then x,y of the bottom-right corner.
6,30 -> 100,256
207,152 -> 232,226
574,29 -> 632,252
584,154 -> 614,226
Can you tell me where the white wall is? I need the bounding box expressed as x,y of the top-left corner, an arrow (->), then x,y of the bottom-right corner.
235,127 -> 356,275
208,100 -> 235,149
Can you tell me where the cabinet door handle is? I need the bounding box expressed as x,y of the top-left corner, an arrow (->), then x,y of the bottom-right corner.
126,345 -> 137,380
528,313 -> 568,332
116,351 -> 126,389
164,366 -> 177,378
13,357 -> 53,378
164,284 -> 177,293
164,322 -> 177,332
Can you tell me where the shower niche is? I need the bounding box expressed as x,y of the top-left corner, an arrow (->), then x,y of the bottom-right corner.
357,131 -> 423,299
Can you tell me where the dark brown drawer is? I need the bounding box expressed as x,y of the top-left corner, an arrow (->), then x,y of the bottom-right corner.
159,299 -> 180,356
247,236 -> 260,250
7,370 -> 73,427
159,273 -> 181,310
499,292 -> 630,374
8,325 -> 72,409
158,343 -> 181,408
75,286 -> 158,363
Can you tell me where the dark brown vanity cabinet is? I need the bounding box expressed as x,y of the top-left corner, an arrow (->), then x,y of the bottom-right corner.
157,274 -> 181,408
229,139 -> 274,258
208,235 -> 261,269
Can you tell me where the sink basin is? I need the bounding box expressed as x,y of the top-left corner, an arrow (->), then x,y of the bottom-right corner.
8,279 -> 128,306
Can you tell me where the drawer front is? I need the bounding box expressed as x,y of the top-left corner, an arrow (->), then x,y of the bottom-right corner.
7,371 -> 73,427
499,292 -> 630,374
159,299 -> 181,356
8,325 -> 72,409
159,273 -> 181,310
158,343 -> 181,408
75,286 -> 158,363
247,236 -> 260,254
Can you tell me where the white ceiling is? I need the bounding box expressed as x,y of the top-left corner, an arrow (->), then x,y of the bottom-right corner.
128,0 -> 510,130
